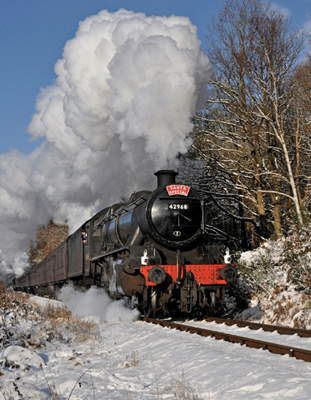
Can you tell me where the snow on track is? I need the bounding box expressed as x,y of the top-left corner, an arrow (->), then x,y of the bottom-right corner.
177,318 -> 311,351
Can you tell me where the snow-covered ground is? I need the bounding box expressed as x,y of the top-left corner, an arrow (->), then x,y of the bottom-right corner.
2,287 -> 311,399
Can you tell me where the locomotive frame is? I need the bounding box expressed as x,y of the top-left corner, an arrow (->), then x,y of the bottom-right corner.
14,170 -> 237,317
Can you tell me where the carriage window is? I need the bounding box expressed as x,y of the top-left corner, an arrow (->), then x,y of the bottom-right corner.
93,218 -> 101,236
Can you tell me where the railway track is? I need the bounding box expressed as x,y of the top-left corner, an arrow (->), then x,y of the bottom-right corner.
142,317 -> 311,363
205,316 -> 311,337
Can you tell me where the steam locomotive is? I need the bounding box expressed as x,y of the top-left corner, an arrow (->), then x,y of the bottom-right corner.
14,170 -> 237,317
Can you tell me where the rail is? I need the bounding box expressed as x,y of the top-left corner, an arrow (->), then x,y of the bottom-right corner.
142,317 -> 311,363
205,317 -> 311,338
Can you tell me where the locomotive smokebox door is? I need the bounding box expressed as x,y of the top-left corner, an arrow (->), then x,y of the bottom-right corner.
138,170 -> 203,249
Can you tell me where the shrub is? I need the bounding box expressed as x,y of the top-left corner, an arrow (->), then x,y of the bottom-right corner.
0,282 -> 99,350
232,221 -> 311,326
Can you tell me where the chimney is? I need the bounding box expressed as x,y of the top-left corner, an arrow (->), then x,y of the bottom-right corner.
154,170 -> 178,188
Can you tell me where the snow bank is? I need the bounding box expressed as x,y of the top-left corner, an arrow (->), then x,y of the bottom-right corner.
236,229 -> 311,328
3,345 -> 44,369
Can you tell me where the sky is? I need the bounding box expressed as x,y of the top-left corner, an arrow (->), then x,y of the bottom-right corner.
1,0 -> 310,155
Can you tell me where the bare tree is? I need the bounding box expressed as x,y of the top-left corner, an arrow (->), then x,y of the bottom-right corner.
191,0 -> 305,237
178,157 -> 255,248
287,55 -> 311,208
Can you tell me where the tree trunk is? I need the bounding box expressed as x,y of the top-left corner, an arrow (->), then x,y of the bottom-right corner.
257,191 -> 269,238
272,203 -> 283,238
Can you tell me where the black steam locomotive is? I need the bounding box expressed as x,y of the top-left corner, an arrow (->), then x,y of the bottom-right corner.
14,170 -> 237,317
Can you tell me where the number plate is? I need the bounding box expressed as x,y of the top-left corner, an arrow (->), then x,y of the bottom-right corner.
168,204 -> 189,210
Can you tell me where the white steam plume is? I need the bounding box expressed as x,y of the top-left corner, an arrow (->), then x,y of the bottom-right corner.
0,9 -> 211,278
58,285 -> 140,323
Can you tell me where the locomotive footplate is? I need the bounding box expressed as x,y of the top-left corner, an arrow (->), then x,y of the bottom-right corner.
140,264 -> 231,286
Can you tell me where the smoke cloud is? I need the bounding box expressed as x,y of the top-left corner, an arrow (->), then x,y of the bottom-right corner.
58,285 -> 140,323
0,9 -> 211,278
